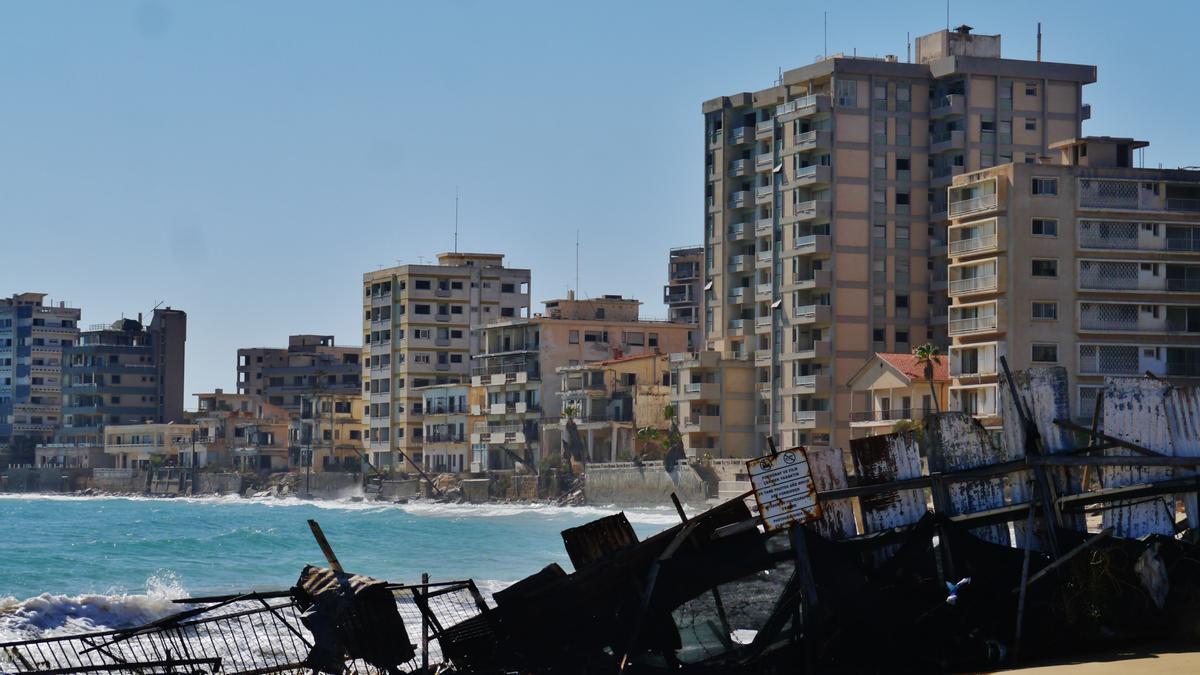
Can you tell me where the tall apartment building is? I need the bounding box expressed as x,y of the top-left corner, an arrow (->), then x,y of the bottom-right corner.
193,390 -> 292,470
0,293 -> 80,447
362,252 -> 531,470
472,293 -> 692,469
57,308 -> 187,446
946,136 -> 1200,425
237,335 -> 361,416
663,246 -> 704,349
290,392 -> 368,472
698,25 -> 1095,455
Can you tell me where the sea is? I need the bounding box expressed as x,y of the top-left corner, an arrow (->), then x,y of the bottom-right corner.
0,494 -> 681,642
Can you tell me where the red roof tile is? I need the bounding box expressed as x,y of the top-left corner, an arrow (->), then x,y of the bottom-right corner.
876,352 -> 950,382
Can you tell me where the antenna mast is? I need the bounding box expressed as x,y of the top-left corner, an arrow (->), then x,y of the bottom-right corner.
823,11 -> 827,58
454,186 -> 459,253
1036,22 -> 1042,61
574,230 -> 580,296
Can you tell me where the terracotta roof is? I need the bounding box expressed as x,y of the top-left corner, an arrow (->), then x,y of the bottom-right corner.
876,352 -> 950,382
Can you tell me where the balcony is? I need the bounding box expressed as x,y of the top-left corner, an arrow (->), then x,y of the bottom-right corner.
728,286 -> 749,304
728,190 -> 752,209
664,286 -> 695,305
786,129 -> 831,155
754,349 -> 773,365
727,255 -> 753,273
791,234 -> 831,256
931,165 -> 965,187
775,94 -> 831,122
755,314 -> 774,328
788,200 -> 831,223
949,193 -> 998,218
948,314 -> 998,336
930,94 -> 965,118
727,318 -> 752,336
755,152 -> 774,170
730,126 -> 754,145
790,373 -> 830,394
949,343 -> 1001,380
680,382 -> 720,400
949,233 -> 998,257
755,250 -> 774,268
728,222 -> 751,241
708,131 -> 723,149
729,159 -> 753,178
931,129 -> 965,154
792,164 -> 831,187
1079,303 -> 1200,334
755,218 -> 773,237
1079,260 -> 1200,293
1078,221 -> 1200,254
850,408 -> 928,427
755,283 -> 774,300
948,274 -> 998,296
790,410 -> 830,429
681,415 -> 720,434
755,119 -> 774,140
791,270 -> 831,290
792,304 -> 831,325
755,185 -> 774,205
950,384 -> 999,418
790,339 -> 832,360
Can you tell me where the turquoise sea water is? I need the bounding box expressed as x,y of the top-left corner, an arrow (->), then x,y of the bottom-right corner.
0,495 -> 678,638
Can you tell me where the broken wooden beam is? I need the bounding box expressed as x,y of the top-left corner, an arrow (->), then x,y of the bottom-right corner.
1053,418 -> 1167,458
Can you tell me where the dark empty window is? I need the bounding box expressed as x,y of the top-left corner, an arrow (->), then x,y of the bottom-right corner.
415,279 -> 431,290
1031,259 -> 1058,277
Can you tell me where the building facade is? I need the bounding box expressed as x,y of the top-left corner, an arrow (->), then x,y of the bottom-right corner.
555,352 -> 673,463
362,252 -> 531,471
104,422 -> 199,469
237,335 -> 360,416
946,136 -> 1200,425
472,293 -> 693,468
57,308 -> 187,447
289,392 -> 367,473
193,390 -> 291,471
699,26 -> 1095,456
419,383 -> 471,473
846,352 -> 950,438
663,246 -> 703,349
668,351 -> 757,458
0,292 -> 80,448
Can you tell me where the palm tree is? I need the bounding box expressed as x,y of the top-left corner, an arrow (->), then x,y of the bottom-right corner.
912,343 -> 943,414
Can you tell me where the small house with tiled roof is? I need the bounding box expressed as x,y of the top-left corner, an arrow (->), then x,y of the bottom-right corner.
845,353 -> 951,438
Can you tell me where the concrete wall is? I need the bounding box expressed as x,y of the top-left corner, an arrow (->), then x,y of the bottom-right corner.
89,469 -> 148,493
301,471 -> 362,499
377,479 -> 421,500
583,463 -> 710,507
0,468 -> 91,493
460,478 -> 491,503
196,472 -> 243,495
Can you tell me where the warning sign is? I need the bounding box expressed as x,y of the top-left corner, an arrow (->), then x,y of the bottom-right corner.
746,447 -> 821,532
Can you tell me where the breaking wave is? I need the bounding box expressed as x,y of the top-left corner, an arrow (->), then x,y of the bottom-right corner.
0,573 -> 187,642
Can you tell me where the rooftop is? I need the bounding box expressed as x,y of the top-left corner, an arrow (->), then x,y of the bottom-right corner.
876,352 -> 950,383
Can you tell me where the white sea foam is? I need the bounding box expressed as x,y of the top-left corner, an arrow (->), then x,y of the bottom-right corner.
0,492 -> 689,525
0,573 -> 187,642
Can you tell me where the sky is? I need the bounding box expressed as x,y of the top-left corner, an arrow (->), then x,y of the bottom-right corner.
2,0 -> 1197,408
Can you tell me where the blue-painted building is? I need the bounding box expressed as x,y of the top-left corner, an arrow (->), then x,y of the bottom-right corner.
0,293 -> 81,448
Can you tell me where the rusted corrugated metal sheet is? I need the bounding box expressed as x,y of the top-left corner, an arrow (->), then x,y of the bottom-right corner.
999,366 -> 1080,546
926,412 -> 1010,546
850,431 -> 925,539
1102,378 -> 1176,538
1166,386 -> 1200,529
807,446 -> 856,540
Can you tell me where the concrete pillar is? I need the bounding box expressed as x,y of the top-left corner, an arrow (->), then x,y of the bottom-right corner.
587,428 -> 595,462
611,425 -> 618,463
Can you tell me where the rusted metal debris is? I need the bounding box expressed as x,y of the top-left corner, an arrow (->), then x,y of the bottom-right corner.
6,368 -> 1200,673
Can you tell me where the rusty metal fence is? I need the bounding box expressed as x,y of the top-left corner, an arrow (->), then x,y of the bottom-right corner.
0,581 -> 489,674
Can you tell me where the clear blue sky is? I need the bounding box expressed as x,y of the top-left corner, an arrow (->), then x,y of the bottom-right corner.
2,0 -> 1196,406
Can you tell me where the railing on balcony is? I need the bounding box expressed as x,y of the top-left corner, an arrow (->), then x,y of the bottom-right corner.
948,234 -> 997,256
755,185 -> 773,199
949,193 -> 998,217
849,408 -> 928,423
792,374 -> 817,388
948,315 -> 998,335
756,152 -> 774,167
728,223 -> 746,238
1079,261 -> 1138,290
756,120 -> 774,134
949,274 -> 997,295
775,94 -> 818,117
1167,278 -> 1200,292
793,304 -> 817,319
792,410 -> 818,424
794,165 -> 818,180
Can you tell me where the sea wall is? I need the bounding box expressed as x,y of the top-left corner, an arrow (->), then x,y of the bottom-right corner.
196,472 -> 243,495
301,472 -> 362,499
377,479 -> 421,501
0,468 -> 91,493
583,463 -> 710,507
90,468 -> 147,493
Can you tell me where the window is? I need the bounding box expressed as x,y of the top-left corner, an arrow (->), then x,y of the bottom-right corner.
1032,301 -> 1058,320
835,78 -> 857,107
648,333 -> 659,348
895,192 -> 910,205
895,157 -> 910,171
872,328 -> 885,342
414,304 -> 431,314
1031,218 -> 1058,237
1025,82 -> 1038,96
415,279 -> 431,290
500,307 -> 515,317
1031,259 -> 1058,277
895,329 -> 909,344
569,330 -> 579,344
501,283 -> 515,293
451,281 -> 463,290
1031,177 -> 1058,195
1031,343 -> 1059,363
1025,118 -> 1037,131
895,294 -> 909,308
451,305 -> 464,314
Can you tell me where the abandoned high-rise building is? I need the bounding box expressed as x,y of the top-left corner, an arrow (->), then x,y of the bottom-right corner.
687,26 -> 1096,456
0,293 -> 81,447
663,246 -> 704,350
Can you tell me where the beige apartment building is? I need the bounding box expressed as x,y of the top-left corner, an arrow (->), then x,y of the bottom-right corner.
471,293 -> 692,468
697,25 -> 1095,456
362,253 -> 531,471
289,392 -> 367,473
946,136 -> 1200,424
104,422 -> 199,469
419,382 -> 472,473
663,246 -> 703,349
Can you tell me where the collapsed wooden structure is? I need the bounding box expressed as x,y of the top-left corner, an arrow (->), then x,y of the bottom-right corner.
4,362 -> 1200,673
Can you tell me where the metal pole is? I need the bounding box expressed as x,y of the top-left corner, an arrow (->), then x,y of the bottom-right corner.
420,571 -> 430,671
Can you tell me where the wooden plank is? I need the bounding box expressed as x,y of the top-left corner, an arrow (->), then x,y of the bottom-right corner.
926,412 -> 1010,545
1165,386 -> 1200,529
850,431 -> 924,563
806,446 -> 856,540
1101,378 -> 1175,538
